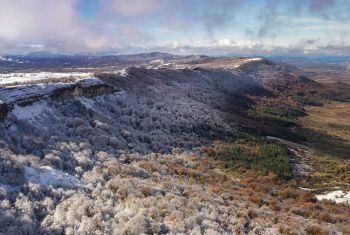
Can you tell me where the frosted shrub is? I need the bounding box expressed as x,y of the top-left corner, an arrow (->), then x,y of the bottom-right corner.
73,151 -> 93,171
0,157 -> 25,185
119,211 -> 151,235
15,194 -> 34,216
42,153 -> 63,169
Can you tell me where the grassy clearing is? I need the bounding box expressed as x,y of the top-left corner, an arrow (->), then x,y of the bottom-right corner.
296,101 -> 350,159
293,95 -> 323,106
299,101 -> 350,143
295,101 -> 350,192
303,153 -> 350,192
250,106 -> 303,124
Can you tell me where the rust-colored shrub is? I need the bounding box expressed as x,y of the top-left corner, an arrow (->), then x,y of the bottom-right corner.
278,187 -> 299,199
269,198 -> 281,211
305,224 -> 328,235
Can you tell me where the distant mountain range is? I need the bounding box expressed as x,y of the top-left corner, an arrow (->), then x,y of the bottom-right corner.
1,51 -> 349,73
2,51 -> 349,62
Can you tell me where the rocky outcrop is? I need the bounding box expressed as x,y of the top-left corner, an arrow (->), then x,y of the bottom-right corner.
0,78 -> 115,118
0,100 -> 9,118
49,79 -> 116,101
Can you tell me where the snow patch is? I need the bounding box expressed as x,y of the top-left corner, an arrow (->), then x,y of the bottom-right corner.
114,68 -> 128,77
0,56 -> 13,62
244,58 -> 263,62
149,59 -> 164,64
316,190 -> 350,204
24,166 -> 83,188
78,77 -> 104,87
298,187 -> 313,192
232,58 -> 263,69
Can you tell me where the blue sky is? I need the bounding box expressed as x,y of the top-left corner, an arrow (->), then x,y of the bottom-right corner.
0,0 -> 349,55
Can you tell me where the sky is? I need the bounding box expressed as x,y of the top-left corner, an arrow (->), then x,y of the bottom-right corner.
0,0 -> 349,56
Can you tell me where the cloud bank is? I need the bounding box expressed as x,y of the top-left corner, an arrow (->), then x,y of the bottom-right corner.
0,0 -> 349,55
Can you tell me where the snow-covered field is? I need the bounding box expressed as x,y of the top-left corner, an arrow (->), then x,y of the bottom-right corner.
0,72 -> 93,86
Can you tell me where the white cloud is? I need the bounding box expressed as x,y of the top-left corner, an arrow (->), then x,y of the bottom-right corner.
0,0 -> 113,54
216,39 -> 234,47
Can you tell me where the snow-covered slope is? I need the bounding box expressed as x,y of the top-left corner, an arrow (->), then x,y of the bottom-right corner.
24,166 -> 83,188
12,101 -> 54,129
0,60 -> 308,156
